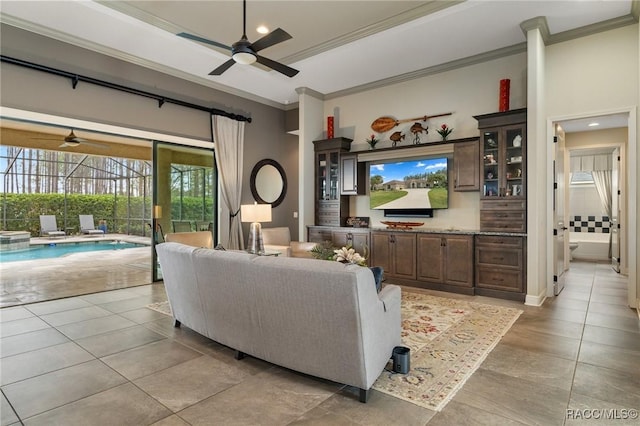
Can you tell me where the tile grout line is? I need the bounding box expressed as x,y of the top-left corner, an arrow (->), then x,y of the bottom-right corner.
562,267 -> 597,426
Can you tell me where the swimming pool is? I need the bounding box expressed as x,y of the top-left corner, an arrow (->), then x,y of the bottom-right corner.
0,240 -> 149,263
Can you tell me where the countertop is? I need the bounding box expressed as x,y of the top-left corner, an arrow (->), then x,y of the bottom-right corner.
308,225 -> 526,237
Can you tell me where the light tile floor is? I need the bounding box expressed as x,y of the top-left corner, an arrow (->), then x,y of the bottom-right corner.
0,261 -> 638,425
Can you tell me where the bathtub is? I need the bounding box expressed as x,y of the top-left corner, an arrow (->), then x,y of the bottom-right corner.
569,232 -> 610,261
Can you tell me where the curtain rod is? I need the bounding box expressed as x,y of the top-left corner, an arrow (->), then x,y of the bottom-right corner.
0,55 -> 252,123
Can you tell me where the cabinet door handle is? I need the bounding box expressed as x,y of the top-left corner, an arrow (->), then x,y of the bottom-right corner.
493,257 -> 504,261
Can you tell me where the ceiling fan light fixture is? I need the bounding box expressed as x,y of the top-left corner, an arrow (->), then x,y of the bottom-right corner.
233,51 -> 257,65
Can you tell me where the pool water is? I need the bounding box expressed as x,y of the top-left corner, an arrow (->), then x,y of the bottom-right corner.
0,240 -> 148,263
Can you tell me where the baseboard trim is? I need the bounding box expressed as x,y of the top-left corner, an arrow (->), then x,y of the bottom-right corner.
525,293 -> 546,306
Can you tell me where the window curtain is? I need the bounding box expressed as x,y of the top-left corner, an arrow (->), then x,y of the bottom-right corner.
571,153 -> 613,257
592,170 -> 613,258
212,115 -> 245,250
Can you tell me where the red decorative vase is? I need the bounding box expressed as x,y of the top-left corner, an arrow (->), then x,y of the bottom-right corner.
499,79 -> 510,112
327,116 -> 334,138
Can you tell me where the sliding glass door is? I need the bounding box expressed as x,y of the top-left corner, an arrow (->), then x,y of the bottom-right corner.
152,141 -> 216,281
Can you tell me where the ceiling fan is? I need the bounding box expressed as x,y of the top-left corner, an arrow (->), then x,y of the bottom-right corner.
34,129 -> 108,149
177,0 -> 299,78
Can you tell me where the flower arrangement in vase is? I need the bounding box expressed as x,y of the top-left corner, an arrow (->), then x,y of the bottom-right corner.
333,246 -> 367,266
436,124 -> 453,141
366,134 -> 379,150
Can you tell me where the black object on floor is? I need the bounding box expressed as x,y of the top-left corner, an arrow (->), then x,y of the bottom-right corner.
392,346 -> 410,374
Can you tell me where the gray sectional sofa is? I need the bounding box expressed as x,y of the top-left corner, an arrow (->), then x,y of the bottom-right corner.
156,242 -> 402,402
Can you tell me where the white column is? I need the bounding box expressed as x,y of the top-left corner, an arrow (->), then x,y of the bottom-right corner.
295,87 -> 324,241
523,22 -> 548,306
632,22 -> 639,308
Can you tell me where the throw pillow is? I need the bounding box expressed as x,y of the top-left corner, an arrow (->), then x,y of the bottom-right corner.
369,266 -> 384,292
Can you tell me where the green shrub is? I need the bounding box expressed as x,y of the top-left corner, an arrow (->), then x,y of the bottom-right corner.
1,193 -> 213,236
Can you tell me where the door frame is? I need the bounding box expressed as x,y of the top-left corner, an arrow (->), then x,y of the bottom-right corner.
546,106 -> 637,308
152,140 -> 217,282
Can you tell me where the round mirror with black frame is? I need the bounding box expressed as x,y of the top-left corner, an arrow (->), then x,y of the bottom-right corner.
250,158 -> 287,208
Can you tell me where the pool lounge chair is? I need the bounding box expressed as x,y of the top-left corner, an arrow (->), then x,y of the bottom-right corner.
79,215 -> 105,236
172,220 -> 192,232
39,215 -> 66,238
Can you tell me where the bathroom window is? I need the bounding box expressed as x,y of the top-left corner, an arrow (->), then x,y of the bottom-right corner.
570,171 -> 594,185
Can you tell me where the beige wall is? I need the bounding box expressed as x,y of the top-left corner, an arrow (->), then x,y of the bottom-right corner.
545,24 -> 638,304
315,24 -> 638,305
323,53 -> 528,230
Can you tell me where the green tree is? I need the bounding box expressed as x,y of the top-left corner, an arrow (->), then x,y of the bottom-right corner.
370,174 -> 383,190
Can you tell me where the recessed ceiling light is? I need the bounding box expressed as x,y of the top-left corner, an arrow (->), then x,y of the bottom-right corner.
256,25 -> 269,34
588,122 -> 600,127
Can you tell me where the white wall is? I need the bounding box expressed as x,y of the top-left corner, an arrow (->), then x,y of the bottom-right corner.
323,53 -> 527,230
545,24 -> 638,305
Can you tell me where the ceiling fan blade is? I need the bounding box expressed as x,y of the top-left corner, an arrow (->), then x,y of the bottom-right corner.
177,32 -> 232,51
251,28 -> 292,52
209,59 -> 236,76
70,137 -> 89,143
256,55 -> 299,78
60,141 -> 80,148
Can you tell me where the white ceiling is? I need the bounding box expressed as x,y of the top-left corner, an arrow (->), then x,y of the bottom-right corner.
0,0 -> 636,134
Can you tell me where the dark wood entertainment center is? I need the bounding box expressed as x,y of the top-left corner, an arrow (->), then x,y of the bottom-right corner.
309,109 -> 527,302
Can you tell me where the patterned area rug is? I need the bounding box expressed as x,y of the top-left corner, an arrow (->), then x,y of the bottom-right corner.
372,291 -> 522,411
147,291 -> 522,412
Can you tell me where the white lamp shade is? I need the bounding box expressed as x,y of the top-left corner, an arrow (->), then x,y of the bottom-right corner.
241,204 -> 272,223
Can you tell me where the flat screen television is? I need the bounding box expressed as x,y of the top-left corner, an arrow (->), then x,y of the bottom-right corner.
369,156 -> 448,216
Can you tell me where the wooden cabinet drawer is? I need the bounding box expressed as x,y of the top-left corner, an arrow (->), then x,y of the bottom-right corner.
318,218 -> 340,226
480,210 -> 525,222
308,228 -> 332,242
476,267 -> 523,292
480,218 -> 525,233
476,247 -> 522,268
318,210 -> 339,219
318,201 -> 339,212
476,235 -> 523,247
481,199 -> 525,210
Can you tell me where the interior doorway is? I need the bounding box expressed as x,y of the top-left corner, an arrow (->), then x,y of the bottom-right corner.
550,110 -> 633,307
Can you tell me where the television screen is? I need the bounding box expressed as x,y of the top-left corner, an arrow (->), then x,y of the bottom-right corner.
369,157 -> 449,210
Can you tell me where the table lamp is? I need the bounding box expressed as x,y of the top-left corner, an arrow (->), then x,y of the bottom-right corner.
241,203 -> 272,254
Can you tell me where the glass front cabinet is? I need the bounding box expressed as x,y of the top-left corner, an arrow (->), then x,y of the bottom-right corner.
475,109 -> 527,233
316,150 -> 340,202
313,137 -> 352,226
481,123 -> 526,199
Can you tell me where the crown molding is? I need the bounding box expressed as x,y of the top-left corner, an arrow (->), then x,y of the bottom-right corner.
326,9 -> 637,101
546,14 -> 638,46
295,87 -> 324,100
325,43 -> 526,101
520,16 -> 550,43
